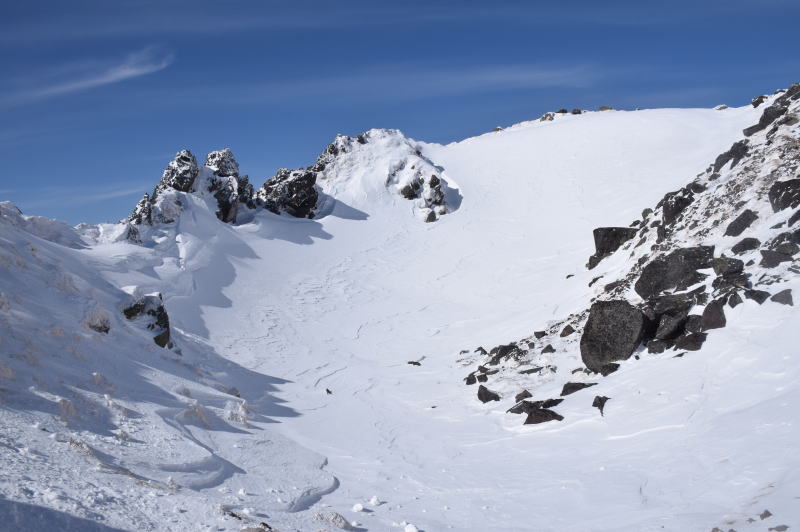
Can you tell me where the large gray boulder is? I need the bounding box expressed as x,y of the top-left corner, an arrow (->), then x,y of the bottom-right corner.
580,300 -> 646,373
634,246 -> 715,299
768,179 -> 800,212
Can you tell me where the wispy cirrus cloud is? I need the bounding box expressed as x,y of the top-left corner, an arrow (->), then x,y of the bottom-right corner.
6,182 -> 152,209
147,63 -> 601,107
0,46 -> 173,106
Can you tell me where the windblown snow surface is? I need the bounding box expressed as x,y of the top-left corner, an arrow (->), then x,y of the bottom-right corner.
2,102 -> 799,531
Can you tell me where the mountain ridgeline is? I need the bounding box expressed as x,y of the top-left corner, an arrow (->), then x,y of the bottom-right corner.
125,129 -> 455,242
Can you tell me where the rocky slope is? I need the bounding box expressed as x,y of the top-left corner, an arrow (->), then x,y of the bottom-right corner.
463,84 -> 800,431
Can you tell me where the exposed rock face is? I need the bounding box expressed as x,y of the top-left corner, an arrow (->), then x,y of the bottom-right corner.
634,246 -> 715,299
257,168 -> 318,219
660,187 -> 695,225
580,300 -> 646,372
713,140 -> 749,173
204,148 -> 239,177
153,150 -> 199,199
587,227 -> 638,269
732,237 -> 761,255
724,209 -> 758,237
127,193 -> 153,225
768,179 -> 800,212
744,104 -> 788,137
123,293 -> 171,348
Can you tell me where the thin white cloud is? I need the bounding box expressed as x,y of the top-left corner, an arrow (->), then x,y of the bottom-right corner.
1,47 -> 173,106
153,63 -> 600,106
9,183 -> 151,209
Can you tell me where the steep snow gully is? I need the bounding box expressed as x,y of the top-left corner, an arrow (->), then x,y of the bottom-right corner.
1,86 -> 800,531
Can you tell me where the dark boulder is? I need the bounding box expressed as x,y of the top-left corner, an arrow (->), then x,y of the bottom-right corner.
508,398 -> 563,415
646,339 -> 671,354
789,210 -> 800,227
751,95 -> 768,107
560,325 -> 575,337
770,289 -> 793,306
533,331 -> 546,339
701,299 -> 727,330
745,289 -> 771,304
724,210 -> 758,237
727,292 -> 743,308
713,140 -> 749,173
634,246 -> 714,299
731,237 -> 761,255
580,300 -> 646,372
684,314 -> 703,333
661,188 -> 694,225
768,179 -> 800,212
524,409 -> 564,424
654,311 -> 689,340
560,382 -> 597,396
744,104 -> 788,137
464,373 -> 476,385
713,257 -> 744,276
674,332 -> 707,351
592,395 -> 610,416
477,373 -> 488,383
258,168 -> 318,218
515,390 -> 532,403
760,250 -> 794,268
541,344 -> 555,354
587,227 -> 638,269
477,385 -> 500,403
598,363 -> 619,376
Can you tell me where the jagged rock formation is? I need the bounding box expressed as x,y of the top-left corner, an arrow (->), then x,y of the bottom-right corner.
122,293 -> 171,348
153,149 -> 199,199
124,129 -> 454,237
462,83 -> 800,425
257,168 -> 318,218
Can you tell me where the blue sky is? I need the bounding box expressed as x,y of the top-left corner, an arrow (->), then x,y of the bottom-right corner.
0,0 -> 798,224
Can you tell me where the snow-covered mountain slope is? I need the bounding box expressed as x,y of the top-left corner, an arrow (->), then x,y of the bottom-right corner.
1,90 -> 798,531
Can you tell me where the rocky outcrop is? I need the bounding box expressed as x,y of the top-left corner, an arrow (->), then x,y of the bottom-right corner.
587,227 -> 638,269
153,150 -> 199,199
257,168 -> 319,218
580,300 -> 646,372
204,148 -> 239,178
123,293 -> 171,348
127,193 -> 153,225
